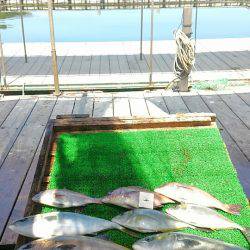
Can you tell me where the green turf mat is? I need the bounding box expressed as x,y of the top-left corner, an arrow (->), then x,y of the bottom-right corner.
42,127 -> 250,248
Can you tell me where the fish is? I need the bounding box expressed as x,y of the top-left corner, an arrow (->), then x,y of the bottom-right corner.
32,189 -> 102,208
102,186 -> 174,209
154,182 -> 242,215
9,212 -> 123,239
18,235 -> 129,250
132,232 -> 245,250
112,208 -> 191,233
166,204 -> 250,243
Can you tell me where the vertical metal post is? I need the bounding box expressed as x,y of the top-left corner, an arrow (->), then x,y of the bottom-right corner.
140,0 -> 143,60
149,0 -> 154,87
48,0 -> 60,96
177,6 -> 192,92
20,0 -> 27,63
0,32 -> 7,88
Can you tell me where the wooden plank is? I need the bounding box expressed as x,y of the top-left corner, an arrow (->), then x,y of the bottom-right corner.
126,55 -> 141,73
73,93 -> 94,116
200,92 -> 250,161
144,91 -> 169,117
0,136 -> 44,245
128,92 -> 149,117
79,56 -> 92,75
69,56 -> 83,74
202,52 -> 231,70
113,92 -> 131,117
134,54 -> 149,73
237,92 -> 250,106
59,56 -> 75,75
100,56 -> 110,74
109,55 -> 120,74
0,98 -> 37,168
89,56 -> 100,75
160,54 -> 174,71
54,116 -> 213,132
50,97 -> 75,119
162,93 -> 189,114
0,99 -> 56,239
144,54 -> 161,72
153,54 -> 171,72
219,92 -> 250,128
182,93 -> 250,197
0,98 -> 19,126
118,55 -> 130,73
93,92 -> 113,117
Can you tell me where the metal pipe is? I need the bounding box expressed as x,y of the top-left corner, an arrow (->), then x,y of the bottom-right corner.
0,32 -> 7,88
48,0 -> 60,96
20,0 -> 28,63
149,0 -> 154,86
140,0 -> 143,60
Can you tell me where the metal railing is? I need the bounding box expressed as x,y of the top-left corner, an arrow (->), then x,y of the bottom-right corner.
0,0 -> 249,10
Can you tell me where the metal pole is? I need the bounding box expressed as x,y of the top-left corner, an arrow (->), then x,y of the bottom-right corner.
140,0 -> 143,60
0,32 -> 7,88
20,0 -> 27,63
149,0 -> 154,87
48,0 -> 60,96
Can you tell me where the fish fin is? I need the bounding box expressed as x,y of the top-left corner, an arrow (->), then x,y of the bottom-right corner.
242,227 -> 250,244
224,204 -> 242,215
120,227 -> 141,238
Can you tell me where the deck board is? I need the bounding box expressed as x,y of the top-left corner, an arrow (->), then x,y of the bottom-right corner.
0,99 -> 56,240
0,98 -> 19,126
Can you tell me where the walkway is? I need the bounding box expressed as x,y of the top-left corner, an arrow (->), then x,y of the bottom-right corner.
2,38 -> 250,91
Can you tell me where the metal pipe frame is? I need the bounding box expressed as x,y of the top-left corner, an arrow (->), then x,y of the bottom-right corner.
149,0 -> 154,86
48,0 -> 61,95
140,0 -> 144,60
0,32 -> 7,89
20,0 -> 28,63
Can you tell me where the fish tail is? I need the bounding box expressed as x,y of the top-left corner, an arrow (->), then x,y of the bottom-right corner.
224,204 -> 242,215
242,227 -> 250,244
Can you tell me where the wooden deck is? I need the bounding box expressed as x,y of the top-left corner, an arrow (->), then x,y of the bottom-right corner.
2,38 -> 250,91
0,88 -> 250,247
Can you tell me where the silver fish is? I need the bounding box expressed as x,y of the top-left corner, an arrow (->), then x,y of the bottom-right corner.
9,212 -> 123,239
166,204 -> 250,243
154,182 -> 242,215
112,208 -> 191,233
32,189 -> 102,208
18,235 -> 129,250
102,186 -> 174,209
132,232 -> 245,250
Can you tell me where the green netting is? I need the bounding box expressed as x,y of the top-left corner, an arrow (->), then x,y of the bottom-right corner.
42,127 -> 250,248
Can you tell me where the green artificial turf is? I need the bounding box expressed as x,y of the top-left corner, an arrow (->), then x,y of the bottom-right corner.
42,127 -> 250,249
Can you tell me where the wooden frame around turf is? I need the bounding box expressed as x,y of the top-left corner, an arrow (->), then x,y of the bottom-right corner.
16,113 -> 216,248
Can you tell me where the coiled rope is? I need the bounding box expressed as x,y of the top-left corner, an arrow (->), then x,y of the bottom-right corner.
173,29 -> 195,80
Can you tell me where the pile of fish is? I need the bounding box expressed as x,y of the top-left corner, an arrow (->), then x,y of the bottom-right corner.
9,182 -> 249,249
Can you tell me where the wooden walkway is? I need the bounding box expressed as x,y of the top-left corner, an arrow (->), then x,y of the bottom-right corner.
0,88 -> 250,247
2,38 -> 250,90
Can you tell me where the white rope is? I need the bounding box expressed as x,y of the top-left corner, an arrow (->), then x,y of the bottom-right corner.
173,29 -> 195,80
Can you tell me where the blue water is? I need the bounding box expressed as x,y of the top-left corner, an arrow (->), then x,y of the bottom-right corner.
1,7 -> 250,42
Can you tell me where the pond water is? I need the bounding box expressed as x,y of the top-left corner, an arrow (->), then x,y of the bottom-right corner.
1,7 -> 250,42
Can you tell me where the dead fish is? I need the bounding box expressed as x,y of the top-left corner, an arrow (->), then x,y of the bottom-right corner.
166,204 -> 250,243
132,232 -> 245,250
154,182 -> 242,215
112,208 -> 191,233
102,186 -> 174,209
18,235 -> 129,250
32,189 -> 102,208
9,212 -> 123,239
